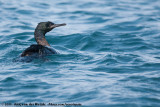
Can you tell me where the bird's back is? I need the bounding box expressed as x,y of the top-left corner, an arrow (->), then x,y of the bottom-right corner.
21,44 -> 58,57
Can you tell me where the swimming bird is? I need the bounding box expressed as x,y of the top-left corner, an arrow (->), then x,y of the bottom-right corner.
21,21 -> 66,57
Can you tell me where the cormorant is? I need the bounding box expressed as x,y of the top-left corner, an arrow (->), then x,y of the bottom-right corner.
21,21 -> 66,57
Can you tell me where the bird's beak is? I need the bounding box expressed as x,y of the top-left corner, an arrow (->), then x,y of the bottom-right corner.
50,23 -> 66,29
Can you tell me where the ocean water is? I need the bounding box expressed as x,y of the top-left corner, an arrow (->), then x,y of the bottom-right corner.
0,0 -> 160,106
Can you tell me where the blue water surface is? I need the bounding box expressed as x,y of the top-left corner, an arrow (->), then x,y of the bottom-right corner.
0,0 -> 160,107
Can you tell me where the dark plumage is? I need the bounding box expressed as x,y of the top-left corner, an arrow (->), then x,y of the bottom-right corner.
20,21 -> 66,57
21,44 -> 58,57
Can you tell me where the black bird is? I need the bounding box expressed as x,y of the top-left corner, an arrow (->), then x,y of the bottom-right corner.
21,21 -> 66,57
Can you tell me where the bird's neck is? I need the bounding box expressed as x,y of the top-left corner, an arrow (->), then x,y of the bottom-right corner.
34,29 -> 50,46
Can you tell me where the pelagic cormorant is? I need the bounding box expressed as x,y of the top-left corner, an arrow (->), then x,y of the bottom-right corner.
21,21 -> 66,57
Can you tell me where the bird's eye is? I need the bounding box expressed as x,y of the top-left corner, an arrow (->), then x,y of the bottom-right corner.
46,23 -> 50,27
46,22 -> 54,27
